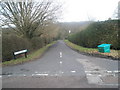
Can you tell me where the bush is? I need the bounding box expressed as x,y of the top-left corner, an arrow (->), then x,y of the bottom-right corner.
31,37 -> 45,49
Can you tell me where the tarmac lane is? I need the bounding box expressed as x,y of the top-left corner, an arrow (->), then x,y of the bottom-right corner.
2,40 -> 119,88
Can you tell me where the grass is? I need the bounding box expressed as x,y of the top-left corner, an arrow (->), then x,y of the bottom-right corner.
2,41 -> 56,66
64,40 -> 120,60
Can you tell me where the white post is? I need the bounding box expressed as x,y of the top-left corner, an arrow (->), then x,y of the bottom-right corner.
69,30 -> 71,34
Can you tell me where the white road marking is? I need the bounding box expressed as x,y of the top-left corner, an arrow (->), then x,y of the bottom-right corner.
99,84 -> 119,86
0,76 -> 2,78
60,61 -> 62,64
8,75 -> 12,77
71,71 -> 76,73
114,70 -> 120,73
35,71 -> 38,73
87,74 -> 92,76
98,75 -> 102,77
60,52 -> 62,58
36,74 -> 48,76
32,74 -> 48,76
85,70 -> 107,73
23,74 -> 26,77
107,71 -> 112,73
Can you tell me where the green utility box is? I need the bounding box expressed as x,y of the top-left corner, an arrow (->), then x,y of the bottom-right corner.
97,44 -> 111,53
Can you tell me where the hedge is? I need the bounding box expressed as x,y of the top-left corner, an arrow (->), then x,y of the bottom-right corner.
68,20 -> 120,50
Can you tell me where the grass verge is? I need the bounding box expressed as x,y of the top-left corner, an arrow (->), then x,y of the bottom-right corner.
2,41 -> 56,67
64,40 -> 120,60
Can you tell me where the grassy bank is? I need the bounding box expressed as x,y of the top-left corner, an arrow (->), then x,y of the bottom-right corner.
64,40 -> 119,60
2,41 -> 56,66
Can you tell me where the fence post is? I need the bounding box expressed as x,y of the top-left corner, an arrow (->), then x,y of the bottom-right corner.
25,52 -> 27,58
13,52 -> 16,59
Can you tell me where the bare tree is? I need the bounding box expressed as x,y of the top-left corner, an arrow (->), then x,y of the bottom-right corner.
0,0 -> 61,39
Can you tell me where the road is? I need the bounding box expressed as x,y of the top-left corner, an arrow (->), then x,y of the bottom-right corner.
2,40 -> 119,88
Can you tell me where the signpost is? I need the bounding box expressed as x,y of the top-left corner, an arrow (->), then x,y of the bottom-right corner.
13,49 -> 28,59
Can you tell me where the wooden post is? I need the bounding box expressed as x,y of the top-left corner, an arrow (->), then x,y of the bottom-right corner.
25,52 -> 27,58
13,52 -> 16,59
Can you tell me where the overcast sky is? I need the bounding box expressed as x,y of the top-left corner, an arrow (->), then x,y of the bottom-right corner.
58,0 -> 119,22
2,0 -> 120,22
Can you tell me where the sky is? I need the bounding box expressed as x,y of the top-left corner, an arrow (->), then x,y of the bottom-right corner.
58,0 -> 119,22
1,0 -> 119,22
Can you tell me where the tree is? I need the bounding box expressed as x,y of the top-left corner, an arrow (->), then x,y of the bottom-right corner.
118,1 -> 120,19
112,1 -> 120,19
0,0 -> 61,39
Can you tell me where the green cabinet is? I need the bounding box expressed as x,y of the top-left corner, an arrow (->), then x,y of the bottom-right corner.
97,44 -> 111,53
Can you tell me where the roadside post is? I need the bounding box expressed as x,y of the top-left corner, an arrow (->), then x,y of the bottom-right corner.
13,49 -> 28,59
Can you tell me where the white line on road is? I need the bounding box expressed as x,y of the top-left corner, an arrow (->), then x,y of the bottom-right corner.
36,74 -> 48,76
99,84 -> 119,86
71,71 -> 76,73
60,52 -> 62,58
23,74 -> 26,77
60,61 -> 62,64
107,71 -> 112,73
32,74 -> 48,76
113,70 -> 120,73
8,75 -> 12,77
35,71 -> 38,73
87,74 -> 92,76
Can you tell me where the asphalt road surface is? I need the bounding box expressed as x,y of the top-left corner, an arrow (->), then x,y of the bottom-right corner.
2,40 -> 119,88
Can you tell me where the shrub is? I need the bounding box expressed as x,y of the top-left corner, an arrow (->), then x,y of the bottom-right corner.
31,37 -> 45,49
